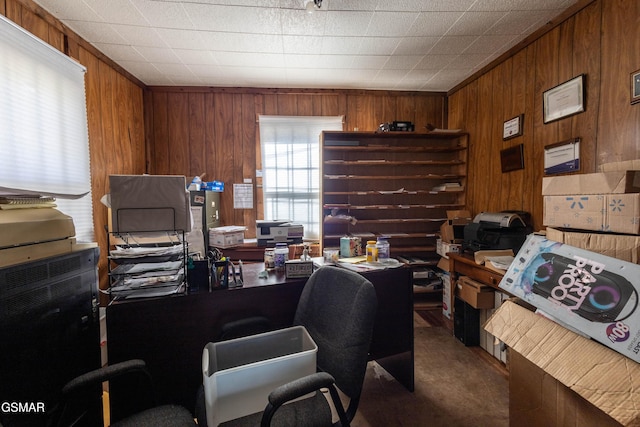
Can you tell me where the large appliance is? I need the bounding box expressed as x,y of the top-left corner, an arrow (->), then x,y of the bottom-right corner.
0,248 -> 102,427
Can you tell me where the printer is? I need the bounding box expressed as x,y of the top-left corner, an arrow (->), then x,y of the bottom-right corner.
463,211 -> 531,253
256,220 -> 304,246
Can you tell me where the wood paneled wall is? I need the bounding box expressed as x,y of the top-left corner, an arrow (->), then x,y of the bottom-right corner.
145,88 -> 446,237
448,0 -> 640,231
3,0 -> 147,295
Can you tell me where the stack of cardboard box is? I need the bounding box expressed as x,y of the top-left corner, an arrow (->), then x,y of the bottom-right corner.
487,162 -> 640,427
436,210 -> 472,319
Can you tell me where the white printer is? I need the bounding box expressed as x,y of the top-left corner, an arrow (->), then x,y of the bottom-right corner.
256,220 -> 303,246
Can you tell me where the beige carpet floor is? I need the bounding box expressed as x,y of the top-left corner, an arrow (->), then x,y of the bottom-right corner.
352,312 -> 509,426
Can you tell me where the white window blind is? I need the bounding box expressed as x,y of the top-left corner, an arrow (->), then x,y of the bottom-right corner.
0,15 -> 94,242
259,115 -> 343,240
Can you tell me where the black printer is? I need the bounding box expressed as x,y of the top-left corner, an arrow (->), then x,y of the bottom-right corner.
463,211 -> 531,253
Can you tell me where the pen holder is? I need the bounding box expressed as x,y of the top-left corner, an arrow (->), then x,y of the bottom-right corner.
212,260 -> 229,289
188,258 -> 210,293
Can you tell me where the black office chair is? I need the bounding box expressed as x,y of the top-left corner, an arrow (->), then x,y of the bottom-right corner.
52,359 -> 196,427
196,265 -> 378,427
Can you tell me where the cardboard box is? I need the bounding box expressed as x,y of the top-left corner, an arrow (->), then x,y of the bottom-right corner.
542,171 -> 640,195
209,226 -> 246,248
436,239 -> 461,259
456,276 -> 495,309
440,210 -> 472,243
543,193 -> 640,234
508,351 -> 621,427
601,160 -> 640,172
546,227 -> 640,264
499,234 -> 640,363
485,300 -> 638,426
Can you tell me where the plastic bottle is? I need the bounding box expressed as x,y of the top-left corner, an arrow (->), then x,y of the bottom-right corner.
264,248 -> 275,269
376,236 -> 390,261
274,243 -> 289,270
366,240 -> 378,263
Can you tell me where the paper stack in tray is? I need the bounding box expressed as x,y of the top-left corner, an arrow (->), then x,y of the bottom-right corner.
108,244 -> 186,299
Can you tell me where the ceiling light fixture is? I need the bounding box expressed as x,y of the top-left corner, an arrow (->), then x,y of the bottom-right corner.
305,0 -> 322,14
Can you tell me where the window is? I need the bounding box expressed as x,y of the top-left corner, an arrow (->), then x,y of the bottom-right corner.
259,115 -> 343,240
0,15 -> 93,242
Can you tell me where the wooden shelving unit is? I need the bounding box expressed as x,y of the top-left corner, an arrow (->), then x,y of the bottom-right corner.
320,130 -> 468,265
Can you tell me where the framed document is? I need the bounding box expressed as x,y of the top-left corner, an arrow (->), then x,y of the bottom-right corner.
543,75 -> 585,124
544,138 -> 580,175
503,114 -> 523,140
631,69 -> 640,105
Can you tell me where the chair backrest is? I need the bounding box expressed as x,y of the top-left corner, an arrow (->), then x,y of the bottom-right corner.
293,266 -> 377,401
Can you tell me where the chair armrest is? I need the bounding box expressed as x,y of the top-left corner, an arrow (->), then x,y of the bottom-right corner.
62,359 -> 151,396
261,372 -> 350,427
267,372 -> 334,407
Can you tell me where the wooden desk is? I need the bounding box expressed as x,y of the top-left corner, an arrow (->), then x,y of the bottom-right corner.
448,253 -> 505,289
106,263 -> 413,414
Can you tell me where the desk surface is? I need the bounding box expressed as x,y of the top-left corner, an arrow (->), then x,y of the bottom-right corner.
106,262 -> 414,415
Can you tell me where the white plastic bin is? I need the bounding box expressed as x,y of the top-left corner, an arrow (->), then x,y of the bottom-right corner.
202,326 -> 317,427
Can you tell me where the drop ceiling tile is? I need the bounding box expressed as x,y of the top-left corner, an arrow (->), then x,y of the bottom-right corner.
283,54 -> 324,68
365,11 -> 419,37
447,11 -> 508,36
486,10 -> 554,35
414,54 -> 457,70
315,55 -> 355,69
470,0 -> 572,11
87,0 -> 149,26
111,24 -> 167,48
186,4 -> 281,33
279,8 -> 329,36
323,11 -> 373,36
320,36 -> 364,55
215,52 -> 285,68
430,35 -> 478,55
188,64 -> 223,79
199,32 -> 284,54
350,55 -> 389,69
155,28 -> 208,50
358,37 -> 401,55
116,60 -> 165,79
406,12 -> 464,37
464,34 -> 518,54
383,55 -> 423,70
32,0 -> 103,21
374,0 -> 474,12
131,0 -> 195,29
403,68 -> 443,81
92,43 -> 146,62
282,35 -> 323,54
173,49 -> 219,66
134,46 -> 182,63
393,37 -> 440,55
63,20 -> 128,44
447,53 -> 492,69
